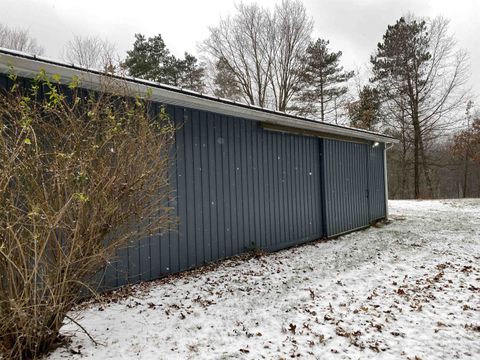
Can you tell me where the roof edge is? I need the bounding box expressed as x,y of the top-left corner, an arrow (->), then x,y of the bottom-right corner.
0,48 -> 398,144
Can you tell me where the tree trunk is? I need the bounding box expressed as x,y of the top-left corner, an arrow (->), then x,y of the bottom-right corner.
320,72 -> 324,122
320,87 -> 324,122
400,136 -> 408,199
419,136 -> 434,198
408,77 -> 421,199
477,166 -> 480,197
334,97 -> 338,125
399,106 -> 408,199
413,120 -> 421,199
462,154 -> 469,198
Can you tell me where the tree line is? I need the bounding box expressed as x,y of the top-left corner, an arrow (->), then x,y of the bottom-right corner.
0,0 -> 478,199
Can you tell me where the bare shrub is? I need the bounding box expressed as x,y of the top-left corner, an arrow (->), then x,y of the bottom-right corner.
201,0 -> 312,111
0,71 -> 175,359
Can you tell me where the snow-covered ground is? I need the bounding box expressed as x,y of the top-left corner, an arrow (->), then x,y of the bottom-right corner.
49,200 -> 480,359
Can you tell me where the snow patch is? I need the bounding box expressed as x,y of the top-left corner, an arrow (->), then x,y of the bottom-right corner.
49,200 -> 480,359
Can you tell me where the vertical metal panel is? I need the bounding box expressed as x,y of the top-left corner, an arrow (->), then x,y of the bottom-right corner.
311,137 -> 321,236
236,119 -> 245,251
245,120 -> 255,250
0,73 -> 7,89
266,132 -> 274,246
116,247 -> 129,287
299,137 -> 307,239
206,112 -> 218,261
274,133 -> 283,245
257,123 -> 267,248
368,143 -> 387,221
102,262 -> 117,290
251,120 -> 261,248
294,136 -> 301,240
214,113 -> 226,258
274,133 -> 282,245
138,235 -> 151,281
323,139 -> 370,237
278,134 -> 286,244
296,137 -> 303,238
319,139 -> 328,237
265,130 -> 273,247
284,134 -> 293,245
184,108 -> 196,268
176,107 -> 188,271
199,111 -> 212,263
192,110 -> 204,266
164,105 -> 177,274
224,115 -> 233,256
127,239 -> 140,283
232,118 -> 241,253
148,107 -> 162,278
269,132 -> 278,246
306,138 -> 314,234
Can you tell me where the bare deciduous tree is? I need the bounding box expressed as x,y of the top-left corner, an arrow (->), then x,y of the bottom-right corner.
212,57 -> 242,100
202,2 -> 272,107
269,0 -> 313,111
347,85 -> 381,130
0,24 -> 44,55
63,35 -> 118,72
201,0 -> 312,110
451,102 -> 480,197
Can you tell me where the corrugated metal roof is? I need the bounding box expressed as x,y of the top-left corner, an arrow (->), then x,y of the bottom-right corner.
0,47 -> 398,143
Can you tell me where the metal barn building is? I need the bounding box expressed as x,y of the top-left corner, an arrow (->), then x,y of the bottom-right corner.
0,49 -> 397,289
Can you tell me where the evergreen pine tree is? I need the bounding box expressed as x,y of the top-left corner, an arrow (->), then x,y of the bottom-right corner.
370,17 -> 431,198
178,53 -> 206,93
348,85 -> 381,131
123,34 -> 171,82
294,39 -> 354,122
213,57 -> 242,100
123,34 -> 205,92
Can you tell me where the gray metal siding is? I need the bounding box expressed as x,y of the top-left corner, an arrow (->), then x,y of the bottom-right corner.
102,105 -> 324,285
368,143 -> 387,221
323,139 -> 370,237
0,73 -> 388,290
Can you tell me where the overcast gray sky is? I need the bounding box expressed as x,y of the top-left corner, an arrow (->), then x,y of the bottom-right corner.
1,0 -> 479,97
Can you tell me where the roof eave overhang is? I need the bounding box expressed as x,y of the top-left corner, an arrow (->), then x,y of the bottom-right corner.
0,50 -> 398,144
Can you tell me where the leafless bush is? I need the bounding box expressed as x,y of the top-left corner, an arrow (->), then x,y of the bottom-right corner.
0,71 -> 175,359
